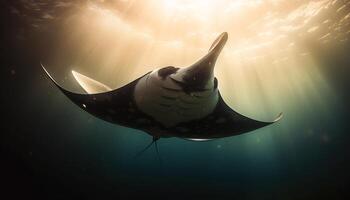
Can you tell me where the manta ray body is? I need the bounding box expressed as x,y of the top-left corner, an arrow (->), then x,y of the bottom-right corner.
43,32 -> 282,142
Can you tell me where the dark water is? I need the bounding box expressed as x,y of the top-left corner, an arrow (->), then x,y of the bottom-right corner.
2,1 -> 350,199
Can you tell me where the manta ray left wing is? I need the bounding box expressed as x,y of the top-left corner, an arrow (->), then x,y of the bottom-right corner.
42,65 -> 153,129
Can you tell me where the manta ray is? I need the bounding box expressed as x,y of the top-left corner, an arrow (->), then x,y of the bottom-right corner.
43,32 -> 282,145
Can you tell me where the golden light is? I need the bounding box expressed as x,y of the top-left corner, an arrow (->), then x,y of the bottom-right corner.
51,0 -> 336,123
162,0 -> 215,15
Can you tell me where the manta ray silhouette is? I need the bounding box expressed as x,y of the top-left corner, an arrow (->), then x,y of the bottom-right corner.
43,32 -> 282,145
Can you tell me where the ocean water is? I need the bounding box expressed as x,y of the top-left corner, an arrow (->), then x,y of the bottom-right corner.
3,1 -> 350,199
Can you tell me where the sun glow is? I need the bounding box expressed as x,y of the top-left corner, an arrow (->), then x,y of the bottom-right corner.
163,0 -> 213,13
160,0 -> 264,22
50,0 -> 338,122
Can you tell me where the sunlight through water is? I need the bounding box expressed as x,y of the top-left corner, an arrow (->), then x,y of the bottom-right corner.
30,0 -> 347,158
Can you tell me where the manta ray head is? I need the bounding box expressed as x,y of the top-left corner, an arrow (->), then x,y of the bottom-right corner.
133,32 -> 228,127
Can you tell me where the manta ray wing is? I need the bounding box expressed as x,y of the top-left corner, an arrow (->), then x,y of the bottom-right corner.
169,92 -> 282,139
42,65 -> 153,129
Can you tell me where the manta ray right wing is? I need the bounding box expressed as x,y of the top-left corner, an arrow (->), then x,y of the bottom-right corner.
171,92 -> 283,139
209,92 -> 283,137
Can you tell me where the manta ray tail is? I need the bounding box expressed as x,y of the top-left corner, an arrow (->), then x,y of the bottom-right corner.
154,139 -> 163,165
134,136 -> 162,164
134,139 -> 155,158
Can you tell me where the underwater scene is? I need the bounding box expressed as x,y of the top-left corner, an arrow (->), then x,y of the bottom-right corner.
3,0 -> 350,199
